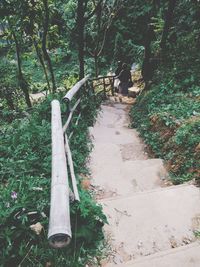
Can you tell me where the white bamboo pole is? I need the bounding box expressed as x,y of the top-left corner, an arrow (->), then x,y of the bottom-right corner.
63,75 -> 90,101
48,100 -> 71,248
62,98 -> 81,133
64,134 -> 80,202
69,113 -> 81,140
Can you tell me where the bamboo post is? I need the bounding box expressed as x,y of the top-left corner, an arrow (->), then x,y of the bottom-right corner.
48,100 -> 71,248
91,80 -> 95,94
64,134 -> 80,202
103,77 -> 106,98
111,77 -> 114,96
63,98 -> 81,133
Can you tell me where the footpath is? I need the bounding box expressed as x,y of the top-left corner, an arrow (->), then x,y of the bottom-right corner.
89,96 -> 200,267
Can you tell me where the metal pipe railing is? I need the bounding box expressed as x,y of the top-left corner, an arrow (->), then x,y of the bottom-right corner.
48,100 -> 71,248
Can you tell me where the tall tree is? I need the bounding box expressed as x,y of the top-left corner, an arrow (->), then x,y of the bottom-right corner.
8,18 -> 32,108
160,0 -> 177,52
141,0 -> 160,89
42,0 -> 57,93
23,0 -> 51,92
76,0 -> 86,79
86,0 -> 121,77
75,0 -> 104,79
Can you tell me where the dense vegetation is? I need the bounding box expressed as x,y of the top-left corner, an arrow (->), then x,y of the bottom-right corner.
129,0 -> 200,184
0,89 -> 108,266
0,0 -> 200,266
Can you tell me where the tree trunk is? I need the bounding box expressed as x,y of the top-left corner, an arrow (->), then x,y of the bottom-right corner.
142,1 -> 160,89
12,29 -> 32,108
142,25 -> 154,88
160,0 -> 177,52
33,38 -> 51,92
76,0 -> 86,79
42,0 -> 56,93
94,53 -> 99,77
5,90 -> 15,110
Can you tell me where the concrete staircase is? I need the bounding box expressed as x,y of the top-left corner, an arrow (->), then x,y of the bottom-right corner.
89,101 -> 200,267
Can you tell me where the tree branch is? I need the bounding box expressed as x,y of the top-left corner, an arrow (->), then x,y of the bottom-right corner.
84,0 -> 103,21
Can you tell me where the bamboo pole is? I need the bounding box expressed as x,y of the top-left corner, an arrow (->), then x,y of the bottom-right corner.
63,75 -> 90,102
91,75 -> 115,81
64,134 -> 80,201
48,100 -> 71,248
103,77 -> 106,98
111,77 -> 114,96
69,113 -> 82,140
63,98 -> 81,133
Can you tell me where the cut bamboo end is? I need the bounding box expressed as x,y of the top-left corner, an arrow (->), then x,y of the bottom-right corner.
63,75 -> 90,101
48,233 -> 71,249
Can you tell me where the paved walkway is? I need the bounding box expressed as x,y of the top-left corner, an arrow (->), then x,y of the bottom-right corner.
89,98 -> 200,267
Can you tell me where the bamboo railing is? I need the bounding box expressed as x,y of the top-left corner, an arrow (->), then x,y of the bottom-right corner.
48,74 -> 114,248
91,75 -> 115,97
48,100 -> 71,248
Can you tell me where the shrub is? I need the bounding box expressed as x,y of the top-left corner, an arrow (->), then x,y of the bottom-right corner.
130,77 -> 200,184
0,88 -> 106,266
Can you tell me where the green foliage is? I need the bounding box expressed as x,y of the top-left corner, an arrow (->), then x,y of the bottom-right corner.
22,49 -> 77,92
1,0 -> 200,262
0,58 -> 19,110
131,72 -> 200,184
174,120 -> 200,146
113,32 -> 144,65
150,13 -> 164,54
0,89 -> 106,266
194,230 -> 200,238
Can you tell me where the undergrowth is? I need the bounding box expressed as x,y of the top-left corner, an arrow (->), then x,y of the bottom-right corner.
0,87 -> 107,266
130,72 -> 200,184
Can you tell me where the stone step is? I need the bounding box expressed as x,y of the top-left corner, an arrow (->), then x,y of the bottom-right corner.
104,241 -> 200,267
100,184 -> 200,265
89,125 -> 143,145
89,142 -> 167,198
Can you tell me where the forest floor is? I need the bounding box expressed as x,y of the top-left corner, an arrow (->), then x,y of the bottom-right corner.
88,95 -> 200,267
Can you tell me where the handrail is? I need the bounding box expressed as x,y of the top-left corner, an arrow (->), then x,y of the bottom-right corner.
64,134 -> 80,201
48,73 -> 114,249
62,98 -> 81,133
91,75 -> 115,96
48,76 -> 90,248
63,75 -> 90,102
48,100 -> 71,248
90,75 -> 115,81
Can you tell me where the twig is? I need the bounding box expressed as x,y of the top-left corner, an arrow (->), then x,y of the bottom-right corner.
18,245 -> 33,266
